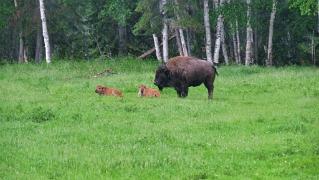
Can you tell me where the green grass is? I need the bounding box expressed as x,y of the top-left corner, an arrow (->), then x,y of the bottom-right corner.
0,58 -> 319,179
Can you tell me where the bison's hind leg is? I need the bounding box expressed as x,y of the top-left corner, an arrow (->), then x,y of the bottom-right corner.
204,76 -> 214,100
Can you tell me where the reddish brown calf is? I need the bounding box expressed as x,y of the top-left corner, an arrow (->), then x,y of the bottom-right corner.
138,84 -> 160,97
95,85 -> 123,97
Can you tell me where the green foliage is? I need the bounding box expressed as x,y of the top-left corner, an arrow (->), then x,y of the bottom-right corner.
0,59 -> 319,178
289,0 -> 317,15
0,0 -> 14,29
101,0 -> 136,26
133,0 -> 161,35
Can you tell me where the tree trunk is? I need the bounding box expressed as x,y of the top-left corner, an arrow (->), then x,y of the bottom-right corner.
245,0 -> 253,66
312,30 -> 315,65
318,0 -> 319,33
39,0 -> 51,63
213,0 -> 227,64
23,46 -> 28,62
35,26 -> 43,63
254,28 -> 258,64
236,20 -> 241,64
161,0 -> 169,62
179,29 -> 188,56
174,0 -> 188,56
18,32 -> 24,63
266,0 -> 277,66
221,21 -> 229,65
213,15 -> 222,64
232,30 -> 238,62
14,0 -> 25,63
204,0 -> 213,62
118,24 -> 127,56
175,29 -> 184,56
186,28 -> 192,56
152,34 -> 162,61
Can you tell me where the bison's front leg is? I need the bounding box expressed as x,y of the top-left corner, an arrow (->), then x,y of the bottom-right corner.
175,85 -> 188,98
174,87 -> 182,97
180,87 -> 188,98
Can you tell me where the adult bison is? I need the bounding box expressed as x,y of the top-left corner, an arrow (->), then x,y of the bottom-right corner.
154,56 -> 218,99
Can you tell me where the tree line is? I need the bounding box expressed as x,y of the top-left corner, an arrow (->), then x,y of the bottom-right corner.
0,0 -> 318,66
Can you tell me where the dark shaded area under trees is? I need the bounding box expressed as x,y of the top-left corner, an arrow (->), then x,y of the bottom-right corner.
0,0 -> 318,66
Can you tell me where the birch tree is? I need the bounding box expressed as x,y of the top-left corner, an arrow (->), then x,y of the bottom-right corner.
231,25 -> 239,63
153,34 -> 162,61
204,0 -> 212,62
213,0 -> 228,64
175,29 -> 184,56
245,0 -> 253,66
236,20 -> 241,64
39,0 -> 51,63
13,0 -> 25,63
266,0 -> 277,66
161,0 -> 169,62
221,20 -> 229,65
174,0 -> 188,56
213,0 -> 222,64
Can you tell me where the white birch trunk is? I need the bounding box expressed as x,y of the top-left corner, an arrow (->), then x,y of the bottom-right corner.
232,30 -> 238,63
186,29 -> 192,56
213,16 -> 222,64
14,0 -> 24,63
245,0 -> 253,66
318,0 -> 319,33
213,0 -> 227,64
152,34 -> 162,61
236,20 -> 241,64
175,29 -> 184,56
266,0 -> 277,66
23,46 -> 28,62
18,32 -> 24,63
161,0 -> 169,62
179,29 -> 188,56
221,21 -> 229,65
312,30 -> 315,65
39,0 -> 51,64
174,0 -> 188,56
204,0 -> 213,62
162,22 -> 168,63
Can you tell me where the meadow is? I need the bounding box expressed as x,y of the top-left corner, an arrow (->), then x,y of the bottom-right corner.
0,58 -> 318,179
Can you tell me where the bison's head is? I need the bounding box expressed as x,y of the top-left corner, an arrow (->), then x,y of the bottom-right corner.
154,65 -> 170,91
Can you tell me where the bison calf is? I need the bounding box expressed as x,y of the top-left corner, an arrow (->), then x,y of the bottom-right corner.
95,85 -> 123,97
138,84 -> 160,97
154,56 -> 218,99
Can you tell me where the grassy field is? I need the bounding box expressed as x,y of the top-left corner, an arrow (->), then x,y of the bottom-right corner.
0,58 -> 318,179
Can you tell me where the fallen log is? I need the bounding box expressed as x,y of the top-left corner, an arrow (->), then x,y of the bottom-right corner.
138,35 -> 176,59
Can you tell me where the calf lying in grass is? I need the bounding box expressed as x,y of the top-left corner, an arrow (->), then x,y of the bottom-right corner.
95,85 -> 123,97
138,84 -> 160,97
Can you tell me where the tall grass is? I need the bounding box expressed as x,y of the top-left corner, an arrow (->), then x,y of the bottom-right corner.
0,59 -> 318,179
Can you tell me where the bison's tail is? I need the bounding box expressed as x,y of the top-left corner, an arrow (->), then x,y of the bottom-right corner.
212,65 -> 218,76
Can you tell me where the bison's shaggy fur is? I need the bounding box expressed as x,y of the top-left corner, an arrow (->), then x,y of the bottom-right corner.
95,85 -> 123,97
138,84 -> 160,97
154,56 -> 217,99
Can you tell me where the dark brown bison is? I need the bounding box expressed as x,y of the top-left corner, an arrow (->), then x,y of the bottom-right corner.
154,56 -> 218,99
